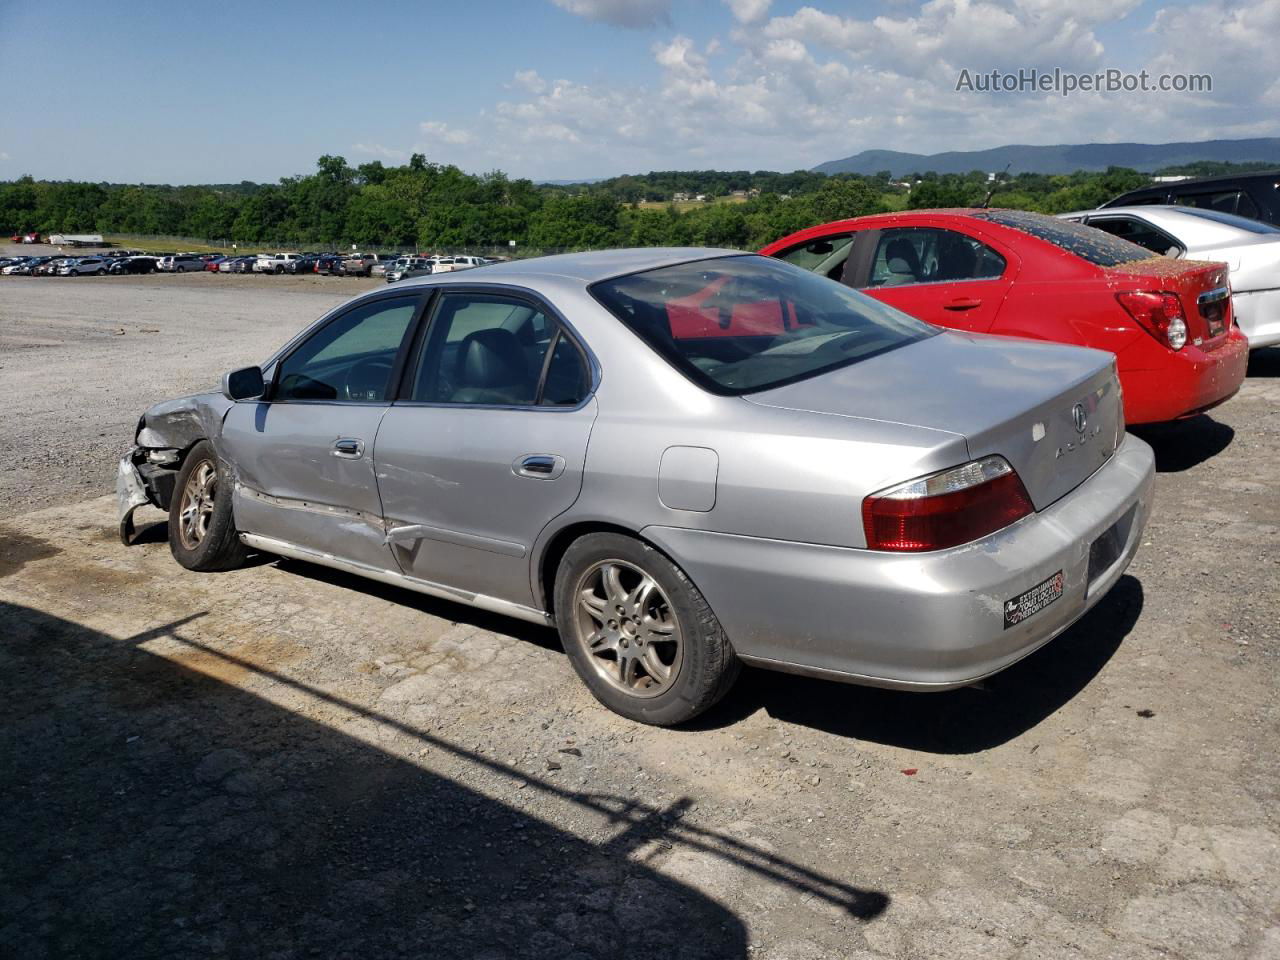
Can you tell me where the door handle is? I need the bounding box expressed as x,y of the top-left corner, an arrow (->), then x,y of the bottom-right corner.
332,438 -> 365,459
944,297 -> 983,311
513,454 -> 565,480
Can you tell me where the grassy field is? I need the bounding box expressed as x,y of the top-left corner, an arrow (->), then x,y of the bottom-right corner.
102,236 -> 283,255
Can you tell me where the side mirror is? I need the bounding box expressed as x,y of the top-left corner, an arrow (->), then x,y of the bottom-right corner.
222,365 -> 266,401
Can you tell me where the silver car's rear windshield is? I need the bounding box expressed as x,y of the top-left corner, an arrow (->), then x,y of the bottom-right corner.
590,255 -> 937,395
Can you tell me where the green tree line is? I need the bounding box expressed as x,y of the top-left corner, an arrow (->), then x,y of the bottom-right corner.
0,154 -> 1197,252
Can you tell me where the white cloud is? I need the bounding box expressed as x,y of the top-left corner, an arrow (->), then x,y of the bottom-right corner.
550,0 -> 670,28
724,0 -> 772,23
351,143 -> 406,161
419,121 -> 474,145
513,69 -> 547,94
0,151 -> 10,161
377,0 -> 1279,178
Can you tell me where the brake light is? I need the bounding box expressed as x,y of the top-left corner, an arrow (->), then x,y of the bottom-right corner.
1116,291 -> 1187,350
862,456 -> 1034,552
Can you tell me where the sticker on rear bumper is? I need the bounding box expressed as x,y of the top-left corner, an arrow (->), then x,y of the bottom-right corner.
1003,570 -> 1064,629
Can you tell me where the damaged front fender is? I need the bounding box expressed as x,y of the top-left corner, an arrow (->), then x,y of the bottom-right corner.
119,391 -> 236,545
135,392 -> 234,451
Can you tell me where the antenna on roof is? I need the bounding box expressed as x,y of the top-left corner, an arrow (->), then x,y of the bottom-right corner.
981,162 -> 1013,208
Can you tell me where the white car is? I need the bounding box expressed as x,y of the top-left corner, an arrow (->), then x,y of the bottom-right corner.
427,255 -> 486,274
254,253 -> 304,274
56,256 -> 109,276
1061,205 -> 1280,349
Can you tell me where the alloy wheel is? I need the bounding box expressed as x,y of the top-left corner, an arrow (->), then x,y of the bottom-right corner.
177,460 -> 217,551
572,559 -> 683,698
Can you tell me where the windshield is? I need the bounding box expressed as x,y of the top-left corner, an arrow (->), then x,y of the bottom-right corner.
1177,207 -> 1280,234
590,255 -> 937,395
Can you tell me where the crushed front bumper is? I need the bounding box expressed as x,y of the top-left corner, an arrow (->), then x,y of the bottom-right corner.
117,448 -> 180,545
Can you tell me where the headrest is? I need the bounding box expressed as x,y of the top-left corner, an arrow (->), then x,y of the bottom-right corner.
456,328 -> 526,388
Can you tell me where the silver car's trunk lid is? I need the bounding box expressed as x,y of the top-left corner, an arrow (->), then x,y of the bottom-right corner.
745,331 -> 1122,511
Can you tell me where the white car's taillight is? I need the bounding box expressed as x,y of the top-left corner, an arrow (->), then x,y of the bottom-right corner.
862,456 -> 1034,552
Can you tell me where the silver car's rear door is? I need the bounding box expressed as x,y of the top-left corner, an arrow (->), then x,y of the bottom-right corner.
373,289 -> 597,608
222,292 -> 427,569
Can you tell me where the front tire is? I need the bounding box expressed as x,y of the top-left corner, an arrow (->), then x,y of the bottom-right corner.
554,533 -> 739,725
168,440 -> 249,572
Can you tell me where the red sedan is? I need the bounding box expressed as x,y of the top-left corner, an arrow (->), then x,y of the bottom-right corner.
760,209 -> 1249,424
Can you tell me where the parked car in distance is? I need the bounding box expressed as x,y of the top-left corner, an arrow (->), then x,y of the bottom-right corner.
255,253 -> 304,274
313,254 -> 344,275
1,257 -> 34,275
385,257 -> 433,283
1102,170 -> 1280,227
202,256 -> 227,272
119,248 -> 1154,725
108,255 -> 160,275
339,252 -> 385,276
157,254 -> 208,273
285,254 -> 320,275
1058,205 -> 1280,350
761,209 -> 1249,424
370,256 -> 401,278
35,257 -> 71,276
57,256 -> 109,276
428,255 -> 486,273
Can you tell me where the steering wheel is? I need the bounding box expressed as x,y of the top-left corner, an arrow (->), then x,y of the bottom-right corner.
343,356 -> 394,402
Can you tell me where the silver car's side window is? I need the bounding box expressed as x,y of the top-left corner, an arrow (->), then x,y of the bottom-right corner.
1082,217 -> 1183,257
409,293 -> 588,407
274,297 -> 419,404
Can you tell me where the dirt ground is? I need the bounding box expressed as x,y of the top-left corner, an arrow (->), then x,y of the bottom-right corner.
1,273 -> 1278,960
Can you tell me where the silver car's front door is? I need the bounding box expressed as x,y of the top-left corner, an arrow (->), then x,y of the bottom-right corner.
373,290 -> 597,609
222,293 -> 425,569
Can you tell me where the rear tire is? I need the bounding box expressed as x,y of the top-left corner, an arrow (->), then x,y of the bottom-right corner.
168,440 -> 249,572
554,533 -> 739,725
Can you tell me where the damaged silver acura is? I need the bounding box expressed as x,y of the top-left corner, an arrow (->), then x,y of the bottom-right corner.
120,249 -> 1152,725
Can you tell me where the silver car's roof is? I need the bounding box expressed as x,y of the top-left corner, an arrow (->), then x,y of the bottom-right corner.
403,247 -> 747,287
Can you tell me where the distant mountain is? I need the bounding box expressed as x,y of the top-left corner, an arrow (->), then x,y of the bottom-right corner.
812,138 -> 1280,177
536,177 -> 607,186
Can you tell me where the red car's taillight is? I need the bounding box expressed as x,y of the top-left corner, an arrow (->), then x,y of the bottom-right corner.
1116,291 -> 1187,350
862,456 -> 1034,552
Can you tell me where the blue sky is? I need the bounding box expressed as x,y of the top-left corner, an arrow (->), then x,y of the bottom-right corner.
0,0 -> 1273,184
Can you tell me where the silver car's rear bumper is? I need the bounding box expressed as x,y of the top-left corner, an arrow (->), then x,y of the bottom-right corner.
643,434 -> 1155,690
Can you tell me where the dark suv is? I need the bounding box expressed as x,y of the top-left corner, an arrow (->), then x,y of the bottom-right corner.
1103,170 -> 1280,226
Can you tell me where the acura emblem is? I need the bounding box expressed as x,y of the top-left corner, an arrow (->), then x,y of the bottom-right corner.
1071,403 -> 1087,434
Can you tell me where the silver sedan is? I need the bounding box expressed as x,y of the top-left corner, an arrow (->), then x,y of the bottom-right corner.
119,249 -> 1154,724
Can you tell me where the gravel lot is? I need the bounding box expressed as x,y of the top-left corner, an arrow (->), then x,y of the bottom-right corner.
1,272 -> 1278,959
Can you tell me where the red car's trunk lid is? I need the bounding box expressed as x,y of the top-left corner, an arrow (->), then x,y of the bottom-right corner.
1105,258 -> 1233,348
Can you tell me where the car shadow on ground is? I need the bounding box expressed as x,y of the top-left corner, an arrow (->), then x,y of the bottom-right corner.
1130,415 -> 1234,472
698,576 -> 1144,754
0,600 -> 888,959
270,556 -> 564,653
1246,345 -> 1280,377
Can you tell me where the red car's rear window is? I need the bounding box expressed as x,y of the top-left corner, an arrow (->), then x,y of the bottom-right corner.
973,209 -> 1156,268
